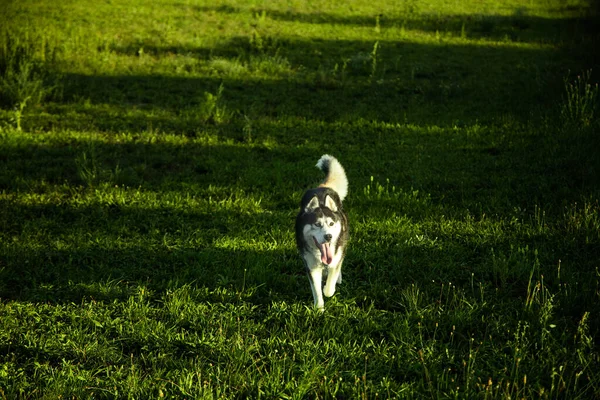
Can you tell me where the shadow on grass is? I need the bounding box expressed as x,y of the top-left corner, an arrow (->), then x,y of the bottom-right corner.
3,192 -> 598,316
0,141 -> 301,303
43,33 -> 574,131
1,133 -> 598,309
2,10 -> 599,305
190,4 -> 596,43
0,198 -> 499,307
2,119 -> 598,210
0,239 -> 302,304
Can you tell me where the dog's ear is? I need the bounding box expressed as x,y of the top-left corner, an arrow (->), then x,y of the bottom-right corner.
325,195 -> 338,212
305,196 -> 319,212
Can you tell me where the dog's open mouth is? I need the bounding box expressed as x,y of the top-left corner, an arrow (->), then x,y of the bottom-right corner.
313,237 -> 333,265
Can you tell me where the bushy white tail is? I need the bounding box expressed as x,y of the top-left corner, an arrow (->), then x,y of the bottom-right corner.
316,154 -> 348,201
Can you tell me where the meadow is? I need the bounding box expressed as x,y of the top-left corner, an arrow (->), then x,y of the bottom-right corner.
0,0 -> 599,398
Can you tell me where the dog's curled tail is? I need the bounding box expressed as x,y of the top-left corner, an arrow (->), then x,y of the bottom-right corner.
316,154 -> 348,201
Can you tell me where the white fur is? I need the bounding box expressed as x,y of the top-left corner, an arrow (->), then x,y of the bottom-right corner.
301,214 -> 344,310
316,155 -> 348,201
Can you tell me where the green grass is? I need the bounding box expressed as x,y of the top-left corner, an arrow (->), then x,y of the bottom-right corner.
1,0 -> 599,398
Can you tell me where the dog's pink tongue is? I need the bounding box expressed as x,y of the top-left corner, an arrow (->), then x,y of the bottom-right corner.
319,242 -> 333,265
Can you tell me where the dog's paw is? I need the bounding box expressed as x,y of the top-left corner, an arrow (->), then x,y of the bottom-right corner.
323,286 -> 336,297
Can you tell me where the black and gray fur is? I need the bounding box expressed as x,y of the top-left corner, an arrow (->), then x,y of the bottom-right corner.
295,155 -> 349,309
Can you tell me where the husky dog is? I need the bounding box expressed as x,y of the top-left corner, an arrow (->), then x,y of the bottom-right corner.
295,155 -> 349,310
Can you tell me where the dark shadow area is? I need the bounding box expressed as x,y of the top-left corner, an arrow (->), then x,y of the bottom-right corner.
12,4 -> 592,135
1,124 -> 598,211
190,4 -> 595,44
0,241 -> 303,304
0,141 -> 302,303
106,42 -> 213,60
1,4 -> 598,312
2,195 -> 598,323
0,140 -> 318,197
49,38 -> 567,130
0,136 -> 598,309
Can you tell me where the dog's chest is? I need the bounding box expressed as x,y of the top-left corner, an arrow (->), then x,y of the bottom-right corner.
301,243 -> 343,269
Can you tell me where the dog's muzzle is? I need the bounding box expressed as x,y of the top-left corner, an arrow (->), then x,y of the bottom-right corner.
313,236 -> 333,265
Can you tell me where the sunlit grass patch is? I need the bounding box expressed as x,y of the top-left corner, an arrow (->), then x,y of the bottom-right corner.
0,0 -> 599,398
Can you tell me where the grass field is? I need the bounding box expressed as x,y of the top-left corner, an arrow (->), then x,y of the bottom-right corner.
1,0 -> 600,398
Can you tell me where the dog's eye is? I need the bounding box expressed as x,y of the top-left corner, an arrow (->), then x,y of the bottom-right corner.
315,222 -> 322,227
329,221 -> 334,226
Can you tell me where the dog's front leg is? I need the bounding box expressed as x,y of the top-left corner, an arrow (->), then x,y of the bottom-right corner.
308,267 -> 325,310
323,248 -> 343,298
323,262 -> 342,298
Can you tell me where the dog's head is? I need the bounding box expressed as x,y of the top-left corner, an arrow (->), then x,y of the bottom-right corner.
302,195 -> 343,265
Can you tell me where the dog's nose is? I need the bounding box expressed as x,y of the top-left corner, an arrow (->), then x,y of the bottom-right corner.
324,234 -> 332,242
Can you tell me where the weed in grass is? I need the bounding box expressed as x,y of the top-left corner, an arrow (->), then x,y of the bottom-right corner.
490,245 -> 538,289
563,200 -> 600,241
561,70 -> 598,129
374,15 -> 382,34
347,41 -> 382,82
248,54 -> 292,76
460,22 -> 467,39
198,83 -> 231,125
75,141 -> 123,188
7,98 -> 28,132
369,41 -> 380,83
248,29 -> 280,56
0,30 -> 61,111
75,144 -> 101,187
315,60 -> 349,89
208,57 -> 247,77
